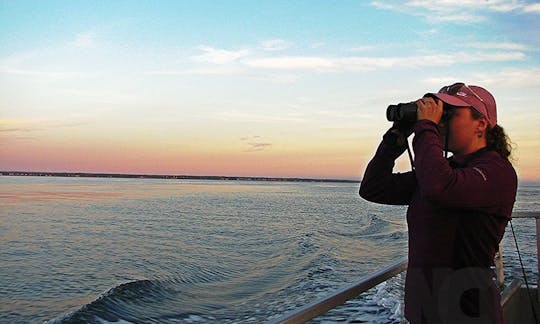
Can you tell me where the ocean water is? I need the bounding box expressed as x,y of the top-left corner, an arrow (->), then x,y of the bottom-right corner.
0,176 -> 538,323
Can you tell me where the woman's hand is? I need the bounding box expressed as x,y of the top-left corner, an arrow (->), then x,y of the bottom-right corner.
417,96 -> 443,124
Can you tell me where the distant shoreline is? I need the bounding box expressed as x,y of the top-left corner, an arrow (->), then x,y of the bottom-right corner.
0,171 -> 359,184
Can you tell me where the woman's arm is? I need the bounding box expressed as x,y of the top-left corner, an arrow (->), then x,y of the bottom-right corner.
359,128 -> 417,205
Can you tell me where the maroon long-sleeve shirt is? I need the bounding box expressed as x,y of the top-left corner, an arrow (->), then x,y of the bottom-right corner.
359,120 -> 517,323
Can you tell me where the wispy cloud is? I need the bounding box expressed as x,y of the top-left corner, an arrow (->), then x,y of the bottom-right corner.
260,39 -> 293,51
464,42 -> 528,51
243,51 -> 525,72
244,56 -> 337,71
0,121 -> 46,143
0,66 -> 96,79
473,68 -> 540,87
148,39 -> 528,78
0,36 -> 101,79
245,142 -> 272,152
347,45 -> 384,52
240,136 -> 272,152
423,67 -> 540,88
192,46 -> 251,64
523,3 -> 540,13
147,66 -> 246,76
153,38 -> 523,78
371,0 -> 540,23
381,1 -> 486,23
0,120 -> 43,133
0,127 -> 42,133
240,135 -> 261,141
404,0 -> 512,11
0,120 -> 90,134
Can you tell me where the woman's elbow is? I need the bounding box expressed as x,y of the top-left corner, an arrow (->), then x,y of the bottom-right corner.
359,180 -> 377,202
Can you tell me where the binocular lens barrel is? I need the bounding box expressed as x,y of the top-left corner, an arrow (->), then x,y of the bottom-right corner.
386,102 -> 418,122
386,102 -> 455,123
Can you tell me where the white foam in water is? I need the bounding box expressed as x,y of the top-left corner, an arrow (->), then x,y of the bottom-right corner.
183,315 -> 206,323
312,272 -> 405,323
95,316 -> 135,324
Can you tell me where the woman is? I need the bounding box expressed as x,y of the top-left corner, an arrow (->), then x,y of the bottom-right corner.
359,83 -> 517,323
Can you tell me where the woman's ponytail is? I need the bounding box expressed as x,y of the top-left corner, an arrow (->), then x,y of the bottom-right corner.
486,124 -> 512,161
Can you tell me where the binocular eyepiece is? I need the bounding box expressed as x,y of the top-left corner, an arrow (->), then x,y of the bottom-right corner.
386,101 -> 455,122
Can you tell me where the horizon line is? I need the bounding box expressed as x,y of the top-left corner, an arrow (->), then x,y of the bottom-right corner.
0,171 -> 360,183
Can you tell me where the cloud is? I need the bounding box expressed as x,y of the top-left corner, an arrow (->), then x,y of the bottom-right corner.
240,136 -> 261,141
474,68 -> 540,87
467,51 -> 526,61
404,0 -> 525,13
239,136 -> 272,152
0,47 -> 99,79
370,1 -> 398,11
0,120 -> 89,134
152,41 -> 527,78
191,40 -> 294,65
245,142 -> 272,152
147,66 -> 246,76
0,127 -> 41,133
370,1 -> 486,23
371,0 -> 540,23
0,30 -> 107,81
0,120 -> 43,133
0,66 -> 95,79
192,46 -> 251,64
243,51 -> 525,72
523,3 -> 540,13
347,45 -> 380,52
260,39 -> 293,51
423,67 -> 540,88
244,56 -> 337,71
0,121 -> 45,143
464,42 -> 528,51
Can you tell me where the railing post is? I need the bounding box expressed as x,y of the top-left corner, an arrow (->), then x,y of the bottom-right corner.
537,217 -> 540,303
495,243 -> 504,287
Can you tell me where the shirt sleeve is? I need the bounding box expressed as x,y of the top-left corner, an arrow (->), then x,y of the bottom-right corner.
359,131 -> 416,205
412,120 -> 517,216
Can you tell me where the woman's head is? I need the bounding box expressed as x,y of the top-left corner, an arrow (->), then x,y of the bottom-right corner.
430,83 -> 512,160
431,83 -> 497,127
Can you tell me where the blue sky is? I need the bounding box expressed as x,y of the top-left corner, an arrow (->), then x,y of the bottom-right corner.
1,1 -> 540,179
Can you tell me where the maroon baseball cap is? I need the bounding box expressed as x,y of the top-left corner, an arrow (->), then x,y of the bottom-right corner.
428,82 -> 497,126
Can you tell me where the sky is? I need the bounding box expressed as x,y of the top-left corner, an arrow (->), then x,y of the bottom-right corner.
1,0 -> 540,181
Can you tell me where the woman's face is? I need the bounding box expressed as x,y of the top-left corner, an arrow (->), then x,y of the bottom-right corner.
438,107 -> 483,156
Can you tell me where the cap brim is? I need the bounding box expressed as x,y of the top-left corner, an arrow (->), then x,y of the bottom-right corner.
427,93 -> 470,107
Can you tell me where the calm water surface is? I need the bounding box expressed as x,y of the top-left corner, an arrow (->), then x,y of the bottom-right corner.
0,176 -> 538,323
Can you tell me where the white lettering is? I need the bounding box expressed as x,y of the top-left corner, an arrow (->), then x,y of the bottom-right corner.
473,167 -> 487,181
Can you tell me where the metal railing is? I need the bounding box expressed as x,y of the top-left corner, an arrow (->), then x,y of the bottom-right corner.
269,211 -> 540,324
510,211 -> 540,301
268,257 -> 407,323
